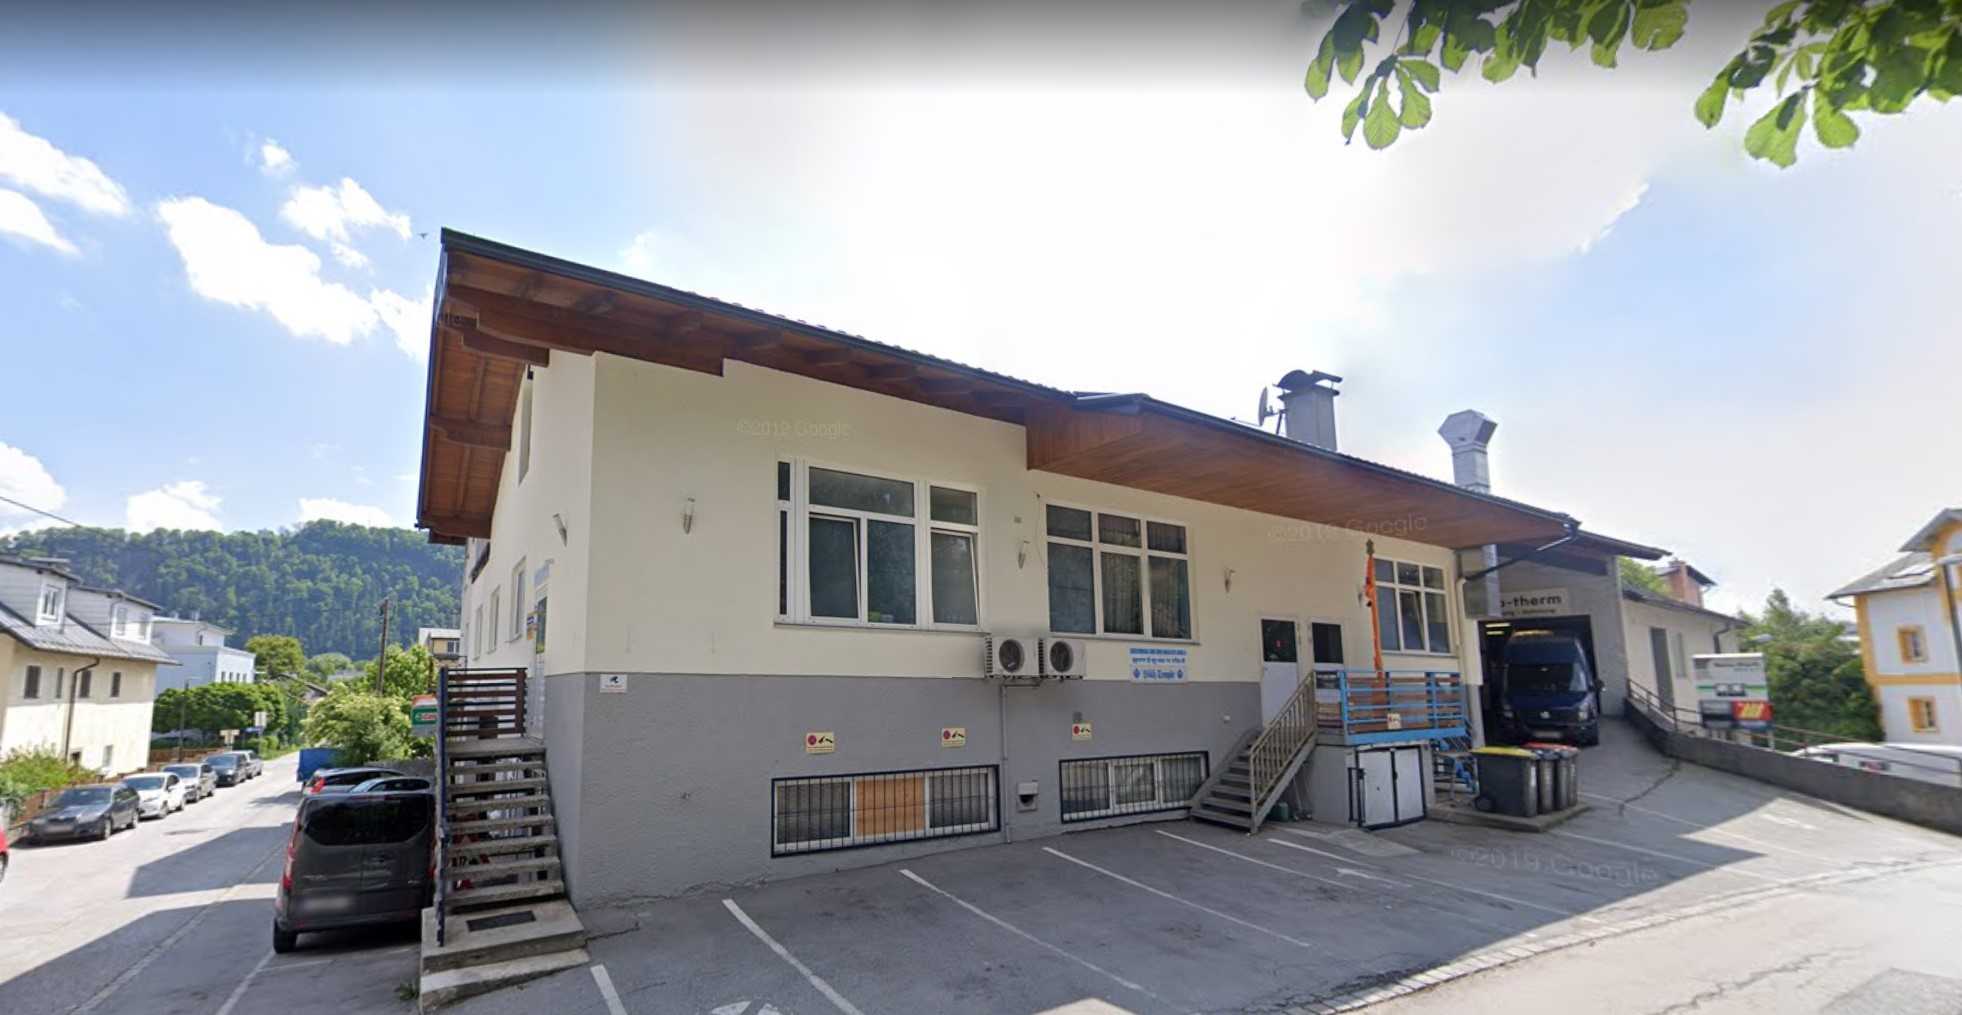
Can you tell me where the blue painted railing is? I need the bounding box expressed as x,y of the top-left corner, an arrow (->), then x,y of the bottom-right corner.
1313,668 -> 1469,745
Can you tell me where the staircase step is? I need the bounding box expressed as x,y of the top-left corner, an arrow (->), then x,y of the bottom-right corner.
448,833 -> 558,860
418,946 -> 590,1012
1198,796 -> 1253,815
445,760 -> 544,777
1210,786 -> 1253,802
449,793 -> 553,816
450,778 -> 549,796
444,854 -> 561,881
420,900 -> 587,976
450,813 -> 555,835
445,878 -> 567,911
1190,808 -> 1254,830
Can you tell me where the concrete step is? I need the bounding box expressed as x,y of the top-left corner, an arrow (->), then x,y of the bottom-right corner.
418,946 -> 590,1012
421,899 -> 587,975
450,813 -> 555,836
448,793 -> 553,816
444,854 -> 561,882
450,778 -> 549,797
447,833 -> 557,861
445,879 -> 567,911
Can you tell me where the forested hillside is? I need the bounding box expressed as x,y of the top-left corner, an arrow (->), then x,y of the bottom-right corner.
0,522 -> 462,658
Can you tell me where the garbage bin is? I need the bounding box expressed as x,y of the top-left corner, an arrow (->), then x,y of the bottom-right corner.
1524,742 -> 1580,812
1471,746 -> 1539,817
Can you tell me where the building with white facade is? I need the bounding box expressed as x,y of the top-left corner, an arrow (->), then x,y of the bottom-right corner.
0,556 -> 176,775
1831,509 -> 1962,745
151,617 -> 257,688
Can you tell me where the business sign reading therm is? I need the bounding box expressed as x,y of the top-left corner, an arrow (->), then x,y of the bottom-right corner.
1500,588 -> 1569,618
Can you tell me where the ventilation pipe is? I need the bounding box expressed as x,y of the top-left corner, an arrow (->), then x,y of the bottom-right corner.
1275,369 -> 1341,451
1439,411 -> 1502,618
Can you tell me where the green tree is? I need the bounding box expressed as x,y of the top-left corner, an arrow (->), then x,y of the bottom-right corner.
1304,0 -> 1962,166
1618,557 -> 1672,597
363,644 -> 437,698
246,634 -> 307,679
153,682 -> 289,735
1742,589 -> 1883,740
301,686 -> 424,765
306,652 -> 354,678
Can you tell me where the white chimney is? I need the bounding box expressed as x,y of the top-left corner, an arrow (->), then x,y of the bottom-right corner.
1275,369 -> 1341,451
1438,410 -> 1497,493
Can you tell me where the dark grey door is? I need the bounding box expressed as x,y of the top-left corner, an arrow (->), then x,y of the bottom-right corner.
1650,627 -> 1675,714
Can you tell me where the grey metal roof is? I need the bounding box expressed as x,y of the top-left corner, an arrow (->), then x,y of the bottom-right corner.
1829,552 -> 1937,599
0,600 -> 178,665
1900,508 -> 1962,553
76,585 -> 164,610
1620,585 -> 1742,624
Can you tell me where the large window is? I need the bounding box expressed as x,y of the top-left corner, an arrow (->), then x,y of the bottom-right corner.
777,462 -> 980,628
1060,752 -> 1208,822
1046,505 -> 1191,639
772,765 -> 999,855
1374,558 -> 1452,654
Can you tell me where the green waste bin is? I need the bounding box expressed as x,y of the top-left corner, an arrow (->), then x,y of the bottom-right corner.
1471,746 -> 1539,817
1524,742 -> 1580,812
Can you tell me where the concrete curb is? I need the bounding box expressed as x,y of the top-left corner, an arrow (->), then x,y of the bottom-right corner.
1276,854 -> 1962,1014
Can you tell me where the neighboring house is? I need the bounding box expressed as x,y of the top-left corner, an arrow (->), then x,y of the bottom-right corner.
0,555 -> 177,775
418,626 -> 462,662
151,617 -> 257,688
415,233 -> 1677,904
1618,560 -> 1745,717
1830,509 -> 1962,746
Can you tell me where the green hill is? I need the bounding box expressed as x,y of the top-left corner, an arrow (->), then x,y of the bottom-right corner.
0,522 -> 463,659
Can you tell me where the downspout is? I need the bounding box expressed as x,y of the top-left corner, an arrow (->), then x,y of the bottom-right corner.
61,654 -> 102,764
1939,556 -> 1962,689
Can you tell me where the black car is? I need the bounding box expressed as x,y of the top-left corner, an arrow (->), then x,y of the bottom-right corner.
274,790 -> 435,953
205,753 -> 246,787
28,784 -> 141,842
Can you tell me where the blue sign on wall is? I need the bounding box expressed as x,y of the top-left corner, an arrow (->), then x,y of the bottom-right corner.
1129,646 -> 1189,682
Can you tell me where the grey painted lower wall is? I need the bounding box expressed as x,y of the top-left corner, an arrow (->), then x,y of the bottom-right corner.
1624,705 -> 1962,837
550,671 -> 1256,905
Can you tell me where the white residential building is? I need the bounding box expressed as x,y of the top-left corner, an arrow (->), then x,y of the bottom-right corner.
1831,509 -> 1962,745
151,617 -> 257,688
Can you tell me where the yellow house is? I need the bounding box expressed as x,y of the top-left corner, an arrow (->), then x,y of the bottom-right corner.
1830,509 -> 1962,745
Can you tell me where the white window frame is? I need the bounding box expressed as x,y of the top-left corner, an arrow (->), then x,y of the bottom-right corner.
489,588 -> 501,648
1042,500 -> 1195,641
1909,696 -> 1940,733
510,560 -> 527,642
111,603 -> 128,638
517,375 -> 535,482
37,582 -> 64,624
776,459 -> 984,631
473,606 -> 485,658
1061,752 -> 1210,822
771,766 -> 1000,855
1374,557 -> 1455,655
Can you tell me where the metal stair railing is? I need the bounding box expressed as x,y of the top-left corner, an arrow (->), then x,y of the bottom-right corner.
433,664 -> 452,947
1244,672 -> 1324,834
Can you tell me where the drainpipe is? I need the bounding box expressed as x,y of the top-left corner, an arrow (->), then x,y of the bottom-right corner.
61,654 -> 102,765
1939,555 -> 1962,689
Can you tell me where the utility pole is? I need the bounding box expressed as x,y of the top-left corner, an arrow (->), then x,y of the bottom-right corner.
376,598 -> 391,694
176,678 -> 188,763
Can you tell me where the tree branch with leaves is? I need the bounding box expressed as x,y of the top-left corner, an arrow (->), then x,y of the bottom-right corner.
1305,0 -> 1962,166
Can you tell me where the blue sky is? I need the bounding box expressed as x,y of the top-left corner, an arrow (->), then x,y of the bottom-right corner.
1,3 -> 1957,616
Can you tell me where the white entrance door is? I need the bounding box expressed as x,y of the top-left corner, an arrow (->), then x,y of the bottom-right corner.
1261,618 -> 1302,724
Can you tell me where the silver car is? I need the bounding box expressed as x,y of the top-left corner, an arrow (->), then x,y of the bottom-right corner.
123,773 -> 188,819
162,762 -> 218,802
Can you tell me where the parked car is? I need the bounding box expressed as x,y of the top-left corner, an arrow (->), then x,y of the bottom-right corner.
304,767 -> 405,796
205,753 -> 247,787
123,772 -> 189,819
162,762 -> 218,802
347,776 -> 433,794
28,784 -> 141,842
235,750 -> 265,779
1,824 -> 10,887
274,790 -> 435,953
1793,743 -> 1962,788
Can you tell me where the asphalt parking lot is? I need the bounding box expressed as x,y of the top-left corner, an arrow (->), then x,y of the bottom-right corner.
450,722 -> 1962,1015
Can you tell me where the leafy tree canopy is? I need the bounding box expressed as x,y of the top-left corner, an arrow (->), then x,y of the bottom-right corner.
362,644 -> 438,699
302,685 -> 428,765
1741,589 -> 1882,740
307,652 -> 355,678
245,634 -> 306,678
1305,0 -> 1962,166
154,682 -> 289,736
1618,557 -> 1672,597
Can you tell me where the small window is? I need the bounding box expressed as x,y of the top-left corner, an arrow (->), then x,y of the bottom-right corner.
517,375 -> 535,481
1909,697 -> 1939,733
78,671 -> 92,698
53,667 -> 64,699
771,765 -> 999,856
102,744 -> 113,769
1374,557 -> 1453,654
23,665 -> 41,699
474,606 -> 485,657
489,588 -> 501,646
111,603 -> 129,638
111,671 -> 123,698
38,583 -> 64,623
511,561 -> 528,641
1060,752 -> 1208,822
1900,626 -> 1929,664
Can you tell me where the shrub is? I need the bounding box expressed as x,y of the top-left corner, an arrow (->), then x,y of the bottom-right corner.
0,747 -> 100,818
302,687 -> 422,766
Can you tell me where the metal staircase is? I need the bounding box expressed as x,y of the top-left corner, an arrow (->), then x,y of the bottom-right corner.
1189,675 -> 1321,833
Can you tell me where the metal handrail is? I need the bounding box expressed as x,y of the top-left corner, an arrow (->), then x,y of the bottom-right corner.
1319,669 -> 1468,736
1246,673 -> 1320,814
433,663 -> 451,947
1626,683 -> 1962,780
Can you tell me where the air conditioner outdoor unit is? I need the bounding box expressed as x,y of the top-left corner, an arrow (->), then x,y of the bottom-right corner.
1040,637 -> 1086,680
984,635 -> 1036,680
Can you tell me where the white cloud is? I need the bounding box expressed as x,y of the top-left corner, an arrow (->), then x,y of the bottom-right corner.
329,242 -> 371,269
0,188 -> 77,255
298,498 -> 393,527
0,442 -> 68,536
350,466 -> 373,487
0,112 -> 130,217
371,284 -> 435,360
156,196 -> 426,354
258,139 -> 295,178
126,480 -> 222,532
280,177 -> 411,245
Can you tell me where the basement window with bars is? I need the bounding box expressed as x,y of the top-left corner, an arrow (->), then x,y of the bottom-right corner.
1060,752 -> 1208,822
772,765 -> 999,856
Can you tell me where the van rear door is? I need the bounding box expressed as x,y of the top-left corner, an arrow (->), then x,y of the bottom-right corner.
355,795 -> 434,917
292,799 -> 370,920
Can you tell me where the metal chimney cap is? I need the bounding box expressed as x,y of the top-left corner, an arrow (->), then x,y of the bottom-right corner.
1276,369 -> 1342,393
1438,409 -> 1497,448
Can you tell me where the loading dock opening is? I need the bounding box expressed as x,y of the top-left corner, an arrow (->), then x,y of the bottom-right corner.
1479,617 -> 1600,743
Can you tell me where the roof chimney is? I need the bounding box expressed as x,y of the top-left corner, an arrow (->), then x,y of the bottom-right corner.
1275,369 -> 1341,451
1437,410 -> 1497,494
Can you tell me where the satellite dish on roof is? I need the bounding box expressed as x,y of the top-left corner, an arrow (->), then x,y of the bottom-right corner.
1257,388 -> 1283,433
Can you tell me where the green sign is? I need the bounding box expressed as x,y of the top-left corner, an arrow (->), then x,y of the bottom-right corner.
410,694 -> 439,737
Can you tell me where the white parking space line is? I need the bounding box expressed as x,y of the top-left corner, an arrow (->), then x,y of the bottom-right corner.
1551,828 -> 1777,881
590,964 -> 630,1015
259,957 -> 334,973
897,868 -> 1163,1005
1154,831 -> 1355,892
723,899 -> 870,1015
1259,837 -> 1385,870
1041,846 -> 1317,949
213,950 -> 272,1015
1254,835 -> 1597,925
1581,793 -> 1851,863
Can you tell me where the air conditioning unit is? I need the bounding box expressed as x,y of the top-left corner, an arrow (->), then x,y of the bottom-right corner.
984,636 -> 1035,680
1040,637 -> 1086,680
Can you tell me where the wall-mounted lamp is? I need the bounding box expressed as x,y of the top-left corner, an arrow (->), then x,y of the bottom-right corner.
551,513 -> 568,545
1224,568 -> 1237,593
682,498 -> 697,534
1018,540 -> 1031,569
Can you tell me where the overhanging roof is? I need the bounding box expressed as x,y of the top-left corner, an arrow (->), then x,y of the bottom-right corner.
418,231 -> 1591,550
1901,508 -> 1962,553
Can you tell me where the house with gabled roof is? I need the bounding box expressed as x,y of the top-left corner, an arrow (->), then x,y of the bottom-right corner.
1831,509 -> 1962,745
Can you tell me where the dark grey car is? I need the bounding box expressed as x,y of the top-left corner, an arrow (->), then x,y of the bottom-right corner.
274,791 -> 434,953
162,762 -> 218,802
205,753 -> 246,787
28,784 -> 140,842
